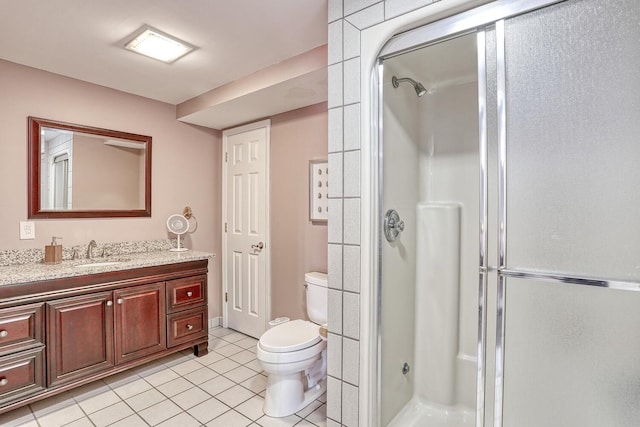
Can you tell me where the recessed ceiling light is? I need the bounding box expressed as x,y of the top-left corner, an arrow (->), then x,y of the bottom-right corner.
124,26 -> 194,63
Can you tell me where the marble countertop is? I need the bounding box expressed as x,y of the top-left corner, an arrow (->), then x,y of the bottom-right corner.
0,250 -> 214,286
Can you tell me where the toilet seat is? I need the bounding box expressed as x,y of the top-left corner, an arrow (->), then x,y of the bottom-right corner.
259,319 -> 321,352
257,319 -> 325,365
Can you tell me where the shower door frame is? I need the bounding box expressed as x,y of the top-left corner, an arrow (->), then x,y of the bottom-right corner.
371,1 -> 565,426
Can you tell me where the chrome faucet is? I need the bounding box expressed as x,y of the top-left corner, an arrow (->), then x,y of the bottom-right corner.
87,240 -> 97,259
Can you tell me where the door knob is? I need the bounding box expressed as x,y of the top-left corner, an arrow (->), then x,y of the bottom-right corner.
251,241 -> 265,250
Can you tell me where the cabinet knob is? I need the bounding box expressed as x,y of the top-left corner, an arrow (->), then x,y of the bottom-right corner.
0,378 -> 8,387
186,324 -> 194,330
186,291 -> 193,297
117,298 -> 124,305
106,301 -> 113,307
0,330 -> 8,338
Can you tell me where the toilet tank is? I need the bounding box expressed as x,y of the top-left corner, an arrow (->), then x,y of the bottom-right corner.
305,272 -> 328,325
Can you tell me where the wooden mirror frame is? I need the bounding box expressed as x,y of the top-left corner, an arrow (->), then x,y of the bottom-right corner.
28,117 -> 152,219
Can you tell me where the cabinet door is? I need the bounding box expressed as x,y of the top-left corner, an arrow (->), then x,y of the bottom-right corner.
114,282 -> 166,364
47,292 -> 114,387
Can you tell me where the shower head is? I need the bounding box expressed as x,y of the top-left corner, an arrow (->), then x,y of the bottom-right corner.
392,76 -> 427,97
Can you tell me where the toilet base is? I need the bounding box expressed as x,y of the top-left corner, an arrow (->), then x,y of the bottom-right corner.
263,372 -> 327,418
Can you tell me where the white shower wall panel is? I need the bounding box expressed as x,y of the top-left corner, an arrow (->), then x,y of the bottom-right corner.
380,70 -> 421,427
419,80 -> 479,408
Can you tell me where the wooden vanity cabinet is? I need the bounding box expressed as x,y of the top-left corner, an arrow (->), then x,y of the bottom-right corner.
0,259 -> 208,415
0,303 -> 46,407
47,291 -> 115,387
114,282 -> 166,364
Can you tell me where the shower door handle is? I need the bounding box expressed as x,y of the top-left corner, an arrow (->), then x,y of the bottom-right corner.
384,209 -> 405,242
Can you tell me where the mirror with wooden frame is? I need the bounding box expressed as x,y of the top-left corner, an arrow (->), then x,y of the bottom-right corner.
28,117 -> 152,218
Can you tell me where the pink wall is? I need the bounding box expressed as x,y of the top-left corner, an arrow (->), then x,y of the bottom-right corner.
0,58 -> 327,325
0,59 -> 223,319
269,103 -> 328,321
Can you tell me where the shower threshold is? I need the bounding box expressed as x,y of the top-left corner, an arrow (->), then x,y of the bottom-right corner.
387,397 -> 474,427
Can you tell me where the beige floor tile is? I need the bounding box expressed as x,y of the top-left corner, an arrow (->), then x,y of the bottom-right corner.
221,332 -> 248,343
171,386 -> 211,410
162,352 -> 195,368
0,405 -> 35,427
209,357 -> 241,374
206,409 -> 252,427
33,400 -> 85,427
102,370 -> 141,389
63,417 -> 94,427
226,365 -> 261,384
187,397 -> 230,424
125,388 -> 167,412
171,359 -> 206,376
200,375 -> 236,396
241,374 -> 268,394
216,343 -> 244,357
296,400 -> 322,419
155,411 -> 202,427
235,337 -> 259,349
196,349 -> 226,365
138,399 -> 182,426
111,377 -> 152,400
233,350 -> 258,364
156,376 -> 196,397
255,413 -> 302,427
235,395 -> 265,421
183,366 -> 219,385
245,359 -> 264,373
88,401 -> 134,427
216,384 -> 254,408
305,404 -> 327,426
143,367 -> 180,387
75,388 -> 121,415
210,327 -> 236,337
107,414 -> 148,427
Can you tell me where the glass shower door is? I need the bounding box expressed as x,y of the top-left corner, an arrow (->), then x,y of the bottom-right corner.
493,0 -> 640,425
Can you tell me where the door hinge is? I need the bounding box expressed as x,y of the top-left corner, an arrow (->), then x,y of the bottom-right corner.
225,152 -> 228,162
225,292 -> 228,302
224,222 -> 227,232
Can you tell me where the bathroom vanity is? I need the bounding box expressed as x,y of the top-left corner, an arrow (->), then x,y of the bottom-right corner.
0,253 -> 210,414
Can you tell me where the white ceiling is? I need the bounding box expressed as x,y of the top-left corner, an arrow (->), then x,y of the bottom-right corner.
0,0 -> 328,129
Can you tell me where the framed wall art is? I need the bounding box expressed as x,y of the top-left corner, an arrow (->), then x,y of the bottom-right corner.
309,160 -> 328,222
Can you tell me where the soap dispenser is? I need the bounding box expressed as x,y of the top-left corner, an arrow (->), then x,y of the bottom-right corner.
44,236 -> 63,265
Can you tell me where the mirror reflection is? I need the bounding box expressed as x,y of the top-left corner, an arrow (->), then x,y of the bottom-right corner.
29,117 -> 152,218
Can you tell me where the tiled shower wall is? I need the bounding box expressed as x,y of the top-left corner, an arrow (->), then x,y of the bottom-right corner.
325,1 -> 470,426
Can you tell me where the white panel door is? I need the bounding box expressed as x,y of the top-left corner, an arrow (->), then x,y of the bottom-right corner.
223,120 -> 270,338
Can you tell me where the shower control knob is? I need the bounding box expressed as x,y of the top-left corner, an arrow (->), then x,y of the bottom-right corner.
384,209 -> 405,242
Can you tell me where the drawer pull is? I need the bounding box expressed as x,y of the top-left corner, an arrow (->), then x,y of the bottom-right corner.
186,324 -> 194,330
117,298 -> 124,305
0,330 -> 8,338
0,378 -> 8,387
186,291 -> 193,297
106,301 -> 113,307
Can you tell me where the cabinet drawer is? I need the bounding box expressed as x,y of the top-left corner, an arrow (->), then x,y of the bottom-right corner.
167,307 -> 207,347
166,276 -> 206,313
0,303 -> 44,356
0,347 -> 46,406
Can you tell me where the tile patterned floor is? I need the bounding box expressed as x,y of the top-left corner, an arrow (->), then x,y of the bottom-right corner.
0,327 -> 327,427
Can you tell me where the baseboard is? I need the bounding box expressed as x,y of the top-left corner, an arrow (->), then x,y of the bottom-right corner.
208,317 -> 222,329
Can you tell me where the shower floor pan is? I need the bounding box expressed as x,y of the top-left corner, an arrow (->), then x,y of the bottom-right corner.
388,397 -> 474,427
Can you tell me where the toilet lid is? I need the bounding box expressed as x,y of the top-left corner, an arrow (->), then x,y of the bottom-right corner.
259,319 -> 321,353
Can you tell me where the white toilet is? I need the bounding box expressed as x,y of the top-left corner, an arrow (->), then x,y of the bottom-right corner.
256,272 -> 328,417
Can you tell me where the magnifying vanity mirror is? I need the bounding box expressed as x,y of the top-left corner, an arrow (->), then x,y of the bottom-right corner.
28,117 -> 152,218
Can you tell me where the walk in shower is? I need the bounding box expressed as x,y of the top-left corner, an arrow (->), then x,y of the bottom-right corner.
372,0 -> 640,426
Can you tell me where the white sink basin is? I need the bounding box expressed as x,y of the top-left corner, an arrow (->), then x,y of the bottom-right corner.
75,259 -> 129,268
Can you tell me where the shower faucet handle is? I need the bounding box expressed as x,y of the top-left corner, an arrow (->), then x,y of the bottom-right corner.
384,209 -> 405,242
